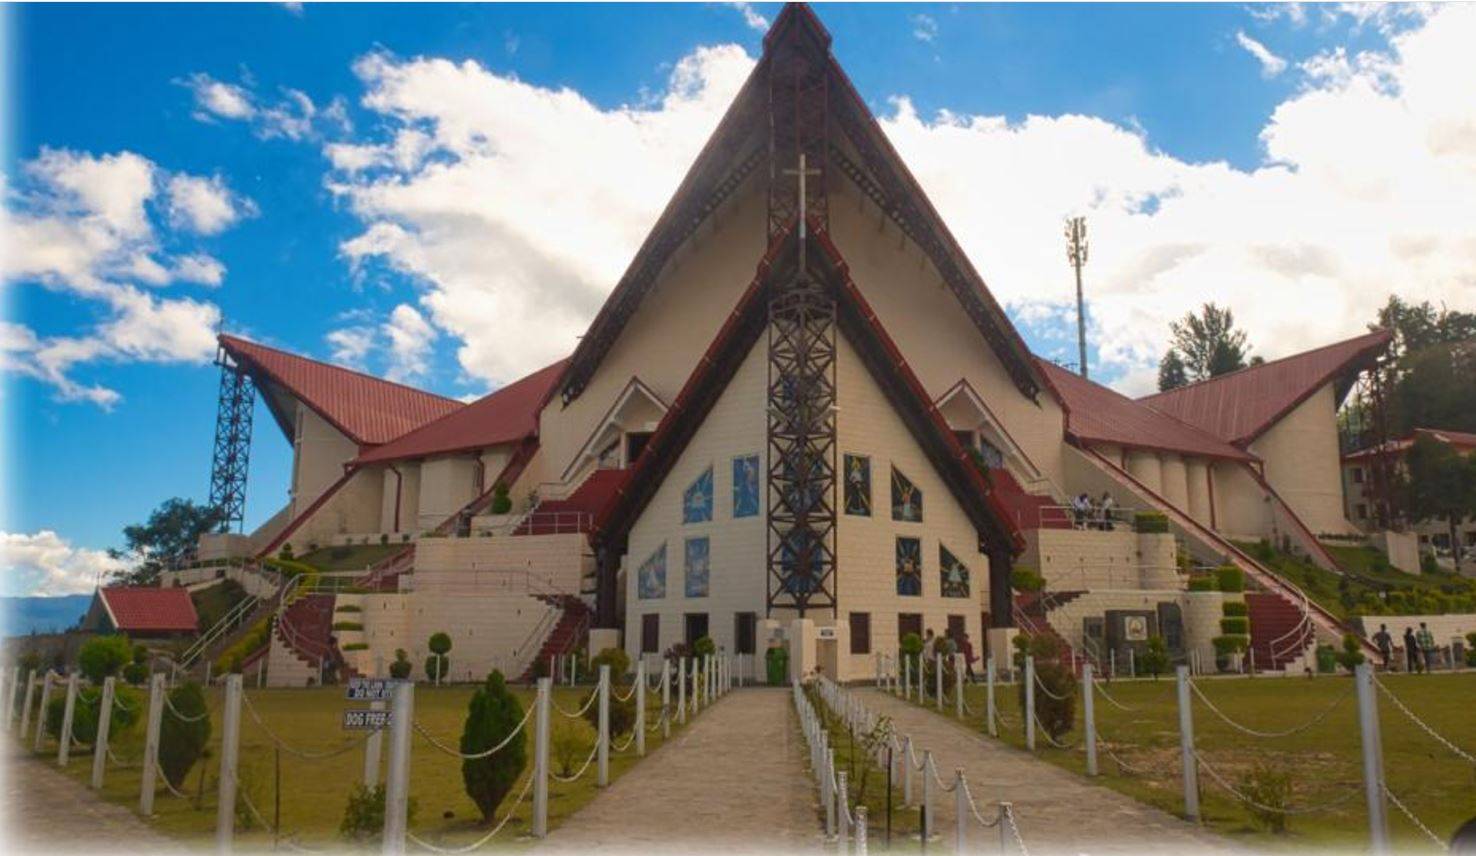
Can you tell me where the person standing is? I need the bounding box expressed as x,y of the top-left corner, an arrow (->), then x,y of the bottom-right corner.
1372,624 -> 1393,670
1416,622 -> 1437,671
1403,626 -> 1421,673
922,628 -> 937,662
1099,493 -> 1117,531
960,632 -> 978,682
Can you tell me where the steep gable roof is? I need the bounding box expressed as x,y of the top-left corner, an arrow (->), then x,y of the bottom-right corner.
352,358 -> 569,466
594,219 -> 1023,555
557,3 -> 1048,411
1138,329 -> 1391,446
96,587 -> 198,633
1343,427 -> 1476,461
219,334 -> 462,446
1036,360 -> 1256,462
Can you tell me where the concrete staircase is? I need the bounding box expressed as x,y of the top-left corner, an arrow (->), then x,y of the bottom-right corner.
1247,592 -> 1317,672
519,595 -> 592,682
264,593 -> 343,687
1014,590 -> 1092,673
513,469 -> 627,536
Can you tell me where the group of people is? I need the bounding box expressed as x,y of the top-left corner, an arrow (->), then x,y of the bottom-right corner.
920,626 -> 980,681
1069,491 -> 1119,531
1370,622 -> 1442,672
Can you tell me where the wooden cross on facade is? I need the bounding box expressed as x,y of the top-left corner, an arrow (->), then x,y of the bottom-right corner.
783,153 -> 822,269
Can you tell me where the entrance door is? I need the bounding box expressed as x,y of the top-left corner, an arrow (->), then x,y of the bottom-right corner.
684,613 -> 709,648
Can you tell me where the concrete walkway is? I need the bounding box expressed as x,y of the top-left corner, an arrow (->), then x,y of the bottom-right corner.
541,687 -> 822,854
866,690 -> 1257,855
3,747 -> 182,854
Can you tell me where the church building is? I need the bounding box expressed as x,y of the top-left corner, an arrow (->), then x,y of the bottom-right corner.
182,5 -> 1392,685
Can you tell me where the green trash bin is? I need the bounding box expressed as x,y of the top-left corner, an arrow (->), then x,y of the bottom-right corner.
1315,644 -> 1337,673
765,646 -> 789,685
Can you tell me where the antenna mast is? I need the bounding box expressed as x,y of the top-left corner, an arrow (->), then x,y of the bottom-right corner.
1065,216 -> 1090,379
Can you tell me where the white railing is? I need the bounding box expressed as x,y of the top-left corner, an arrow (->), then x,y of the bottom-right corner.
399,568 -> 575,597
1027,504 -> 1139,530
1039,562 -> 1182,591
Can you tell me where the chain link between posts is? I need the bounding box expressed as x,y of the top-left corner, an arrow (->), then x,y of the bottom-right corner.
163,692 -> 209,723
1382,783 -> 1450,852
551,690 -> 598,719
550,743 -> 599,783
406,772 -> 535,854
242,691 -> 378,760
412,704 -> 532,760
1194,750 -> 1362,815
1374,676 -> 1475,766
1189,679 -> 1352,739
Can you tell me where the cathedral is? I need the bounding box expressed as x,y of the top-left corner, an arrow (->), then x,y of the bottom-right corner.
183,5 -> 1392,685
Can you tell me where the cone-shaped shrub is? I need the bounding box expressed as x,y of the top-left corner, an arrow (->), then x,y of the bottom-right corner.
460,670 -> 527,825
159,682 -> 212,789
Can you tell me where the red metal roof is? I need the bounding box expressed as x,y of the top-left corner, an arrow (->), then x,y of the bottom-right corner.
1035,360 -> 1256,462
353,358 -> 569,466
99,587 -> 198,633
219,334 -> 463,446
1343,427 -> 1476,461
1139,329 -> 1391,445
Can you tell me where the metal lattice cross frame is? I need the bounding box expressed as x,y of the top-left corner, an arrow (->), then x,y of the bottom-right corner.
208,352 -> 254,534
766,278 -> 838,616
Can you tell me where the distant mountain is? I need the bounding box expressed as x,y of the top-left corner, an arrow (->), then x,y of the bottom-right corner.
1,594 -> 92,637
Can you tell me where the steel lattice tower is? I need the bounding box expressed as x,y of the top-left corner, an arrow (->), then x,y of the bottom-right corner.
208,349 -> 254,533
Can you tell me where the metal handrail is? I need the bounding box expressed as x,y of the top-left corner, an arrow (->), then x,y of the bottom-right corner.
399,568 -> 574,597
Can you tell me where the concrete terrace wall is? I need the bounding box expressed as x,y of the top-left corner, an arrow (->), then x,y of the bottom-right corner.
414,534 -> 589,594
828,178 -> 1068,496
1022,529 -> 1180,591
1041,590 -> 1230,675
349,590 -> 559,682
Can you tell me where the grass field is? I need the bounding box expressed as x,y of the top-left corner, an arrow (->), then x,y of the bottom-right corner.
898,671 -> 1475,853
17,679 -> 689,850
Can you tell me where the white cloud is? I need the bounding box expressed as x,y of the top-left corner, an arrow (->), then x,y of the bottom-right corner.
1235,30 -> 1288,77
727,2 -> 768,31
382,304 -> 436,382
321,7 -> 1476,397
327,44 -> 754,386
180,73 -> 346,141
912,14 -> 939,43
0,530 -> 125,596
1,148 -> 239,406
326,326 -> 375,369
166,173 -> 255,235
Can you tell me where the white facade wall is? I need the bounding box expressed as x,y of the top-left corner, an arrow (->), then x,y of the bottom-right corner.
413,535 -> 589,594
416,457 -> 480,531
1022,529 -> 1180,590
1185,459 -> 1212,526
1125,451 -> 1163,496
1160,455 -> 1190,512
351,590 -> 559,683
1249,384 -> 1358,537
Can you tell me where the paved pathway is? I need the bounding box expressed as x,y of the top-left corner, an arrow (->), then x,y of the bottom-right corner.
3,746 -> 182,854
866,690 -> 1257,855
541,687 -> 822,854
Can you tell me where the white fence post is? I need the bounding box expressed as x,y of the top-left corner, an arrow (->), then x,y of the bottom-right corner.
954,768 -> 967,855
382,679 -> 414,854
823,748 -> 836,839
19,669 -> 37,740
597,664 -> 610,787
935,653 -> 944,711
921,750 -> 933,844
140,673 -> 164,816
1175,665 -> 1199,821
1,666 -> 13,732
855,804 -> 869,855
33,671 -> 55,752
661,660 -> 671,739
635,659 -> 647,757
57,673 -> 79,767
954,654 -> 964,719
997,802 -> 1012,854
91,676 -> 116,789
903,656 -> 911,701
1083,661 -> 1098,777
216,674 -> 243,854
364,698 -> 385,787
532,677 -> 550,838
1024,656 -> 1036,751
1356,664 -> 1390,855
678,657 -> 688,723
902,735 -> 914,806
986,659 -> 997,737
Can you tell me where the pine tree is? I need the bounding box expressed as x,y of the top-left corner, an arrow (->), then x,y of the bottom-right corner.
460,671 -> 528,825
1157,349 -> 1188,391
1168,303 -> 1251,382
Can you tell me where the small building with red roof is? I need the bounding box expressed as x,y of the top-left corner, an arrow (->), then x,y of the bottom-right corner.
81,587 -> 199,638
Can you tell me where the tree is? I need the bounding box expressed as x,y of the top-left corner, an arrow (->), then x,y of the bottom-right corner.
110,498 -> 226,586
1167,303 -> 1251,383
78,634 -> 132,683
425,632 -> 452,684
159,682 -> 212,789
1364,296 -> 1476,437
460,671 -> 528,825
1402,435 -> 1476,574
388,649 -> 412,680
1157,349 -> 1188,391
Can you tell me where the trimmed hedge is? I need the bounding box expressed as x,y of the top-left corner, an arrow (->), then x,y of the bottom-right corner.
1133,511 -> 1170,534
1187,576 -> 1217,592
1220,616 -> 1250,635
214,615 -> 273,675
1212,634 -> 1250,654
335,605 -> 363,614
1215,565 -> 1245,593
332,621 -> 364,632
1222,601 -> 1248,617
343,642 -> 369,652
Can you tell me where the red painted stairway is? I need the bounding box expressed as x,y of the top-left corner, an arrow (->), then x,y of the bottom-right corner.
1014,590 -> 1092,673
518,595 -> 591,682
1246,592 -> 1312,671
513,469 -> 628,536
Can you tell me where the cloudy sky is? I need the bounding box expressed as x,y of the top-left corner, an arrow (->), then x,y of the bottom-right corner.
4,2 -> 1475,596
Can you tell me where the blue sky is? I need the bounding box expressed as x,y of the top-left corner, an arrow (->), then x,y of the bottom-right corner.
5,3 -> 1474,595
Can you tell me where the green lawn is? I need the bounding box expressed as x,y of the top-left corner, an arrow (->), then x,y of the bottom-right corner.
1233,541 -> 1476,621
297,544 -> 408,572
896,672 -> 1475,853
18,680 -> 688,850
804,685 -> 924,851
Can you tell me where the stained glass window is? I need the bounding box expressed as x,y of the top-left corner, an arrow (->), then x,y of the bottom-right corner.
843,454 -> 871,516
891,466 -> 923,522
684,537 -> 710,598
940,544 -> 970,598
637,543 -> 666,600
732,455 -> 760,518
896,537 -> 922,596
683,466 -> 714,524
